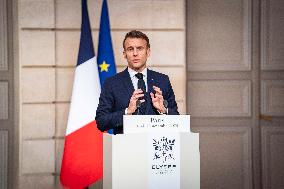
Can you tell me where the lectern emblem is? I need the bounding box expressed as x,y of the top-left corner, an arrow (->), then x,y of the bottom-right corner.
151,136 -> 177,175
148,132 -> 181,188
153,136 -> 175,163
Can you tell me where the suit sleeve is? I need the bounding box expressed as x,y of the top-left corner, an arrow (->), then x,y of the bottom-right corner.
164,76 -> 179,115
95,78 -> 124,132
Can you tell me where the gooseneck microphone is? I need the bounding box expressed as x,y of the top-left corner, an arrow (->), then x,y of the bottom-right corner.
163,100 -> 168,109
136,100 -> 141,115
163,100 -> 168,114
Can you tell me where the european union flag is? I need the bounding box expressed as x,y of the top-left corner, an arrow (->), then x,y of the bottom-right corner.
97,0 -> 116,134
97,0 -> 116,85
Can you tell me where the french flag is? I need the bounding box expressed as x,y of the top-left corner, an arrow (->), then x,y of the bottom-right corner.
60,0 -> 103,188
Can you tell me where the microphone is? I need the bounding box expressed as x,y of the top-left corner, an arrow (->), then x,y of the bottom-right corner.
136,100 -> 141,115
163,100 -> 168,109
163,100 -> 168,115
136,100 -> 141,108
138,87 -> 145,101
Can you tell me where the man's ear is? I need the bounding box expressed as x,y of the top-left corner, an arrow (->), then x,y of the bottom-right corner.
123,51 -> 127,59
147,48 -> 151,58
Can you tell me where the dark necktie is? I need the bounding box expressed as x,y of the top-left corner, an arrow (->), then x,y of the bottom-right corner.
135,73 -> 146,114
135,73 -> 146,93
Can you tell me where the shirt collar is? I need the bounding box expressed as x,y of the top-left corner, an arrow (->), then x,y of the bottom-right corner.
128,67 -> 147,79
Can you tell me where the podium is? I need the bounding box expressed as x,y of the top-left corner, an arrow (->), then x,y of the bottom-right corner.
103,115 -> 200,189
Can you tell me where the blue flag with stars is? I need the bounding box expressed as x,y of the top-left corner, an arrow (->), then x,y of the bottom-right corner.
97,0 -> 116,134
97,0 -> 116,85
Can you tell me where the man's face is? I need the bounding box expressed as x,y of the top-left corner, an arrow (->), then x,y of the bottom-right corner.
123,37 -> 150,72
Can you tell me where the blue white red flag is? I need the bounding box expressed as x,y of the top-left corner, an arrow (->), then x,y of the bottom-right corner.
60,0 -> 103,188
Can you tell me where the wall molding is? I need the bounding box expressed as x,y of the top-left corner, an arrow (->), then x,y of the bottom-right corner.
188,80 -> 251,117
261,80 -> 284,116
262,126 -> 284,189
196,126 -> 252,189
188,0 -> 252,71
0,131 -> 8,189
261,0 -> 284,70
0,82 -> 8,120
0,0 -> 7,70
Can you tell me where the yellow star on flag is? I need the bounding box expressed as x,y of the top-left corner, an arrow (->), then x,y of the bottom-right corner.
99,61 -> 110,72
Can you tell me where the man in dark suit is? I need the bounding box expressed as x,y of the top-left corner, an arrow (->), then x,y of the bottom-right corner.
96,30 -> 179,134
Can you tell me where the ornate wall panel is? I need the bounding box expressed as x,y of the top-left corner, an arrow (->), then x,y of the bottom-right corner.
261,0 -> 284,70
261,80 -> 284,116
0,131 -> 8,189
188,80 -> 251,117
0,82 -> 8,120
188,0 -> 251,71
0,0 -> 7,70
197,127 -> 252,189
262,127 -> 284,189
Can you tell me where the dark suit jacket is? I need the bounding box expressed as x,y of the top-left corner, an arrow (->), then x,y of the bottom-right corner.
96,68 -> 179,134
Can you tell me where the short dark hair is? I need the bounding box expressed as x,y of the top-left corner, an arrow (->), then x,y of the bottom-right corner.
123,30 -> 150,50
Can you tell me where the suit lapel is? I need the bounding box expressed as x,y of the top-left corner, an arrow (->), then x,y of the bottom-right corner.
120,68 -> 135,99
